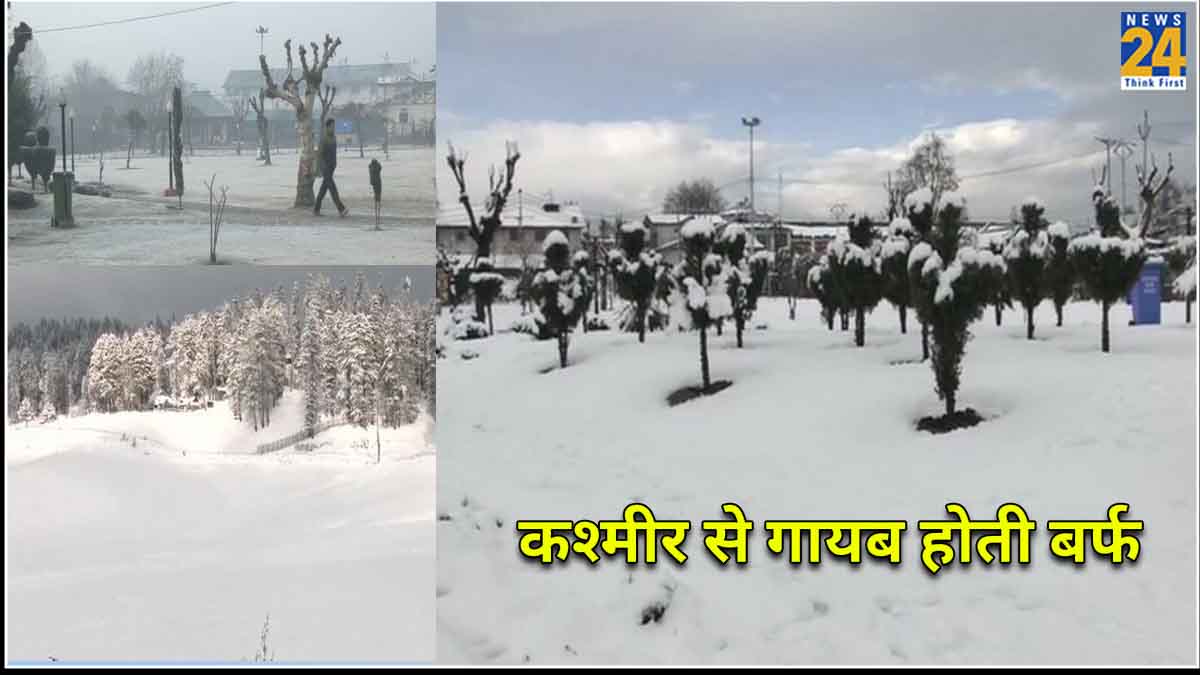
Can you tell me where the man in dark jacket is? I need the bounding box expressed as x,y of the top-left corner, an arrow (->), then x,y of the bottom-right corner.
314,117 -> 348,217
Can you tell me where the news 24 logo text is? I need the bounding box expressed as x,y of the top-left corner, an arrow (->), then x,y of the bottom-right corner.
1121,11 -> 1188,91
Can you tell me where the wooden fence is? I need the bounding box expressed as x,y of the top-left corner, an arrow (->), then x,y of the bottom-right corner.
255,417 -> 348,455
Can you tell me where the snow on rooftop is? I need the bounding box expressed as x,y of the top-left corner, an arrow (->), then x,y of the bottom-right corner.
437,201 -> 586,229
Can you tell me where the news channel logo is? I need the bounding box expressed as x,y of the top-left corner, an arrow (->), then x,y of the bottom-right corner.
1120,11 -> 1188,91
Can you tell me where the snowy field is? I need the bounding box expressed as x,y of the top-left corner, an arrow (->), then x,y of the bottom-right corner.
6,392 -> 436,664
7,147 -> 433,266
435,298 -> 1197,665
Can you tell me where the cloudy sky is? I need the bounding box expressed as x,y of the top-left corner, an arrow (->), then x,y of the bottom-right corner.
9,1 -> 436,93
7,266 -> 433,325
438,2 -> 1196,224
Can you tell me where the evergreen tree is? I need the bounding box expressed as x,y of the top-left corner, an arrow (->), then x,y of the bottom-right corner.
832,216 -> 884,347
881,217 -> 915,334
719,224 -> 772,348
909,203 -> 1007,419
530,231 -> 593,368
1043,221 -> 1076,327
669,219 -> 732,389
1003,199 -> 1050,339
1068,185 -> 1146,353
608,222 -> 661,342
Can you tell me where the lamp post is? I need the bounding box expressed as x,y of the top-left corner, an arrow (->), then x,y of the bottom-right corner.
69,108 -> 76,174
91,122 -> 98,159
58,91 -> 67,174
741,116 -> 761,216
166,97 -> 174,193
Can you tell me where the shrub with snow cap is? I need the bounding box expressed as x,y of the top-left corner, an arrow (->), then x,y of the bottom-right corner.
719,224 -> 771,348
1003,200 -> 1051,339
1043,220 -> 1077,327
1068,192 -> 1146,352
530,230 -> 593,367
910,203 -> 1006,418
669,219 -> 732,389
609,221 -> 662,342
830,216 -> 884,347
881,216 -> 916,334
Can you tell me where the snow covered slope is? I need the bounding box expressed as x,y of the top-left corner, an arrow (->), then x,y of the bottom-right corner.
6,401 -> 435,663
435,299 -> 1196,665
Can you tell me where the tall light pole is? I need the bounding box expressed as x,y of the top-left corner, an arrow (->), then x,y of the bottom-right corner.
68,108 -> 76,174
741,116 -> 761,216
256,25 -> 269,56
57,91 -> 67,174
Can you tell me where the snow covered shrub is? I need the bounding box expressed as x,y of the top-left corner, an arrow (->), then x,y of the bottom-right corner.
1164,236 -> 1196,323
719,224 -> 772,348
585,315 -> 611,331
1173,255 -> 1197,323
905,203 -> 936,360
17,396 -> 35,424
774,249 -> 804,320
831,216 -> 884,347
38,397 -> 57,423
807,258 -> 838,330
436,251 -> 473,310
469,258 -> 506,336
982,238 -> 1014,326
881,216 -> 915,334
909,203 -> 1006,420
1003,199 -> 1050,339
1069,190 -> 1146,353
609,222 -> 662,342
444,306 -> 490,341
1043,221 -> 1077,327
531,230 -> 593,368
509,313 -> 549,339
669,218 -> 732,390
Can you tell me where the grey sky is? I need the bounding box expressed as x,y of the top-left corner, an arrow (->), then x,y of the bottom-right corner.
10,1 -> 436,93
438,2 -> 1196,224
7,266 -> 433,325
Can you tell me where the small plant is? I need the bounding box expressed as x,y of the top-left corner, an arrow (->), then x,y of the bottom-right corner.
204,174 -> 230,264
252,613 -> 275,663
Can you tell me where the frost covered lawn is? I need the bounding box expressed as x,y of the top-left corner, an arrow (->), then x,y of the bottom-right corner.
5,395 -> 435,663
7,148 -> 433,266
435,298 -> 1196,665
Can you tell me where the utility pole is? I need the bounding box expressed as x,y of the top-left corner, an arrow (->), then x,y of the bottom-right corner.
1094,136 -> 1120,195
256,25 -> 269,56
741,116 -> 760,216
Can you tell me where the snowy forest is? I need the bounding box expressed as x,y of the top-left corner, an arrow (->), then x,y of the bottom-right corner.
8,273 -> 436,435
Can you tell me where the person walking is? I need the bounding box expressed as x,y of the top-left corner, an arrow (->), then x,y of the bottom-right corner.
315,117 -> 349,217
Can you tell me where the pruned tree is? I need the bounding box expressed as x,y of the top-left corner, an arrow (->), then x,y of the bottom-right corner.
248,89 -> 271,165
881,216 -> 915,333
1069,170 -> 1147,353
1132,153 -> 1175,238
530,232 -> 593,367
720,224 -> 772,348
669,219 -> 733,390
1002,199 -> 1050,340
1044,221 -> 1076,327
258,35 -> 343,207
608,222 -> 661,342
445,141 -> 521,330
171,86 -> 184,202
831,216 -> 884,347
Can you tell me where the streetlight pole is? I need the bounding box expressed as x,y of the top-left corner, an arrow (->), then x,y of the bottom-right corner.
69,109 -> 76,174
58,95 -> 67,174
741,116 -> 761,216
166,99 -> 174,193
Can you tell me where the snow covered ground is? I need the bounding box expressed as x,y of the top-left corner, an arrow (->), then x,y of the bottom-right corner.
6,392 -> 435,664
7,147 -> 433,266
435,298 -> 1197,665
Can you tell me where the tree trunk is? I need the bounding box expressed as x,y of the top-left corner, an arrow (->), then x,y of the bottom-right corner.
899,305 -> 907,334
788,300 -> 796,321
921,321 -> 929,361
840,309 -> 849,331
637,307 -> 646,343
736,316 -> 745,348
854,308 -> 865,347
994,304 -> 1002,326
716,320 -> 723,337
375,382 -> 383,464
487,305 -> 494,337
944,390 -> 956,417
1026,306 -> 1035,340
1055,304 -> 1063,327
126,139 -> 133,169
699,326 -> 711,389
558,333 -> 569,368
293,105 -> 317,208
1101,301 -> 1111,353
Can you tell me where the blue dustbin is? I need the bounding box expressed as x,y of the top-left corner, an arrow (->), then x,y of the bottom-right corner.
1129,259 -> 1164,325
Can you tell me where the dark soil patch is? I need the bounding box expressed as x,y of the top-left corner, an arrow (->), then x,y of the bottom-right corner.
889,357 -> 924,366
916,408 -> 985,434
666,380 -> 733,407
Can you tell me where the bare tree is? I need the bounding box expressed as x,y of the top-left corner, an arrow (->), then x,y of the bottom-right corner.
445,141 -> 521,260
904,132 -> 959,212
663,178 -> 726,215
884,166 -> 917,220
230,98 -> 248,156
204,174 -> 229,264
1132,153 -> 1175,238
248,89 -> 271,165
126,51 -> 184,156
258,35 -> 342,208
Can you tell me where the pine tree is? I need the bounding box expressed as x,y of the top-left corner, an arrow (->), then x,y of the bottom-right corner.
881,217 -> 915,334
909,203 -> 1007,420
1003,199 -> 1050,340
719,224 -> 772,348
905,203 -> 936,360
299,298 -> 323,436
807,258 -> 838,331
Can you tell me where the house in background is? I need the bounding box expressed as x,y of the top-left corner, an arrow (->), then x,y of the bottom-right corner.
437,199 -> 587,275
183,89 -> 233,145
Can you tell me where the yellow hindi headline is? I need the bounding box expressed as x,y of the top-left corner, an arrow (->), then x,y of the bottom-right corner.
514,502 -> 1144,573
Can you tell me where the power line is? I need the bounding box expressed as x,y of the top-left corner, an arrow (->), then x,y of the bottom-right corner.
35,2 -> 235,34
